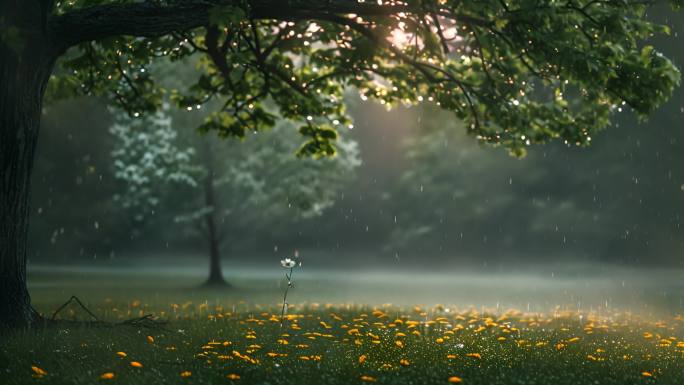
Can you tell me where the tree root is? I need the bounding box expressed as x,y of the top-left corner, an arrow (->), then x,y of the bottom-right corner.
43,295 -> 168,331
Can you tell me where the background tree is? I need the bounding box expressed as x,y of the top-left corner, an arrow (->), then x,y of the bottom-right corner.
109,110 -> 360,286
1,0 -> 681,328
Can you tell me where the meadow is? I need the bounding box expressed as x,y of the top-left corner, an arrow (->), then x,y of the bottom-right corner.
3,263 -> 684,385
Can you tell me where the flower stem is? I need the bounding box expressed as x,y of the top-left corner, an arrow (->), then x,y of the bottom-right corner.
280,267 -> 293,327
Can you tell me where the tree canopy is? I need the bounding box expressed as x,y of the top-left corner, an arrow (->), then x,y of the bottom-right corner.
47,0 -> 681,158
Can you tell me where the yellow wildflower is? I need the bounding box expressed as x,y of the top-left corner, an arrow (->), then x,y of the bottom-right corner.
31,366 -> 47,376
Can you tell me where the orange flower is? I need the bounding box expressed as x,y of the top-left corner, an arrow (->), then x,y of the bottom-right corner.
146,335 -> 155,344
435,338 -> 445,344
130,361 -> 143,368
399,359 -> 410,367
180,371 -> 192,377
359,354 -> 367,364
360,375 -> 377,382
465,353 -> 481,359
100,373 -> 115,380
395,340 -> 405,348
448,376 -> 463,383
116,351 -> 127,358
227,373 -> 241,380
642,372 -> 653,377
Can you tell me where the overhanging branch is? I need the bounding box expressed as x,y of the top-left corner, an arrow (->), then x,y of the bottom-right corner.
50,0 -> 489,52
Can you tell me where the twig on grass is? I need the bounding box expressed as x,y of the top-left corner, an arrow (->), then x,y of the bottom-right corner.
49,295 -> 168,330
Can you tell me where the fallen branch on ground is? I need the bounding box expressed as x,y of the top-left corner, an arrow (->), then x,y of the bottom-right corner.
47,296 -> 168,330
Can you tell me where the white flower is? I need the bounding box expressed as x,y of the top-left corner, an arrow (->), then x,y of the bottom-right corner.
280,258 -> 296,268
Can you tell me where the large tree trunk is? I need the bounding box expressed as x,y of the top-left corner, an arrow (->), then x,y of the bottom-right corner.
0,2 -> 57,329
201,140 -> 228,287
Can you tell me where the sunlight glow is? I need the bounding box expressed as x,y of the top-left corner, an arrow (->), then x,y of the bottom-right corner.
389,28 -> 412,48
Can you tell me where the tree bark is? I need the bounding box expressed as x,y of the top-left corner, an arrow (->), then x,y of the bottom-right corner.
0,2 -> 57,329
201,140 -> 228,287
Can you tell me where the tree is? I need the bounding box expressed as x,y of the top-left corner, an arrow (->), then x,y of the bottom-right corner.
1,0 -> 681,328
109,110 -> 360,286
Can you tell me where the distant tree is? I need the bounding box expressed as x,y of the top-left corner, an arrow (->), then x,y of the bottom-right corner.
1,0 -> 681,328
109,111 -> 360,286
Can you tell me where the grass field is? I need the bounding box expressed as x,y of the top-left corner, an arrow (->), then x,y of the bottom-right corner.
3,264 -> 684,385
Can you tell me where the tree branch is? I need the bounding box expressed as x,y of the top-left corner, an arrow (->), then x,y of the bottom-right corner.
50,0 -> 489,52
52,1 -> 214,52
